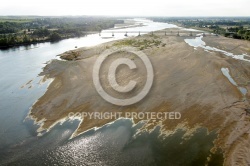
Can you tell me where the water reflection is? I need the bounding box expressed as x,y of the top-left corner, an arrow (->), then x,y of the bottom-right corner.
7,119 -> 223,166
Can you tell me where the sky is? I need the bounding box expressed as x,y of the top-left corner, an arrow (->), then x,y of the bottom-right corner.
0,0 -> 249,16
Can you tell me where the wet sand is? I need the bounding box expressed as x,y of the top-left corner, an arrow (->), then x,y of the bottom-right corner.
28,30 -> 250,165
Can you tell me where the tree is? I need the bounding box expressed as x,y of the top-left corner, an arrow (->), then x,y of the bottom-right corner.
244,31 -> 250,40
50,32 -> 61,41
33,28 -> 50,37
0,35 -> 8,46
237,30 -> 245,39
23,35 -> 30,43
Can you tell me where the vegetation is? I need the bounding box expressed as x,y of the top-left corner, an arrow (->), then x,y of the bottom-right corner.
151,17 -> 250,41
113,38 -> 163,50
0,16 -> 123,48
50,32 -> 62,41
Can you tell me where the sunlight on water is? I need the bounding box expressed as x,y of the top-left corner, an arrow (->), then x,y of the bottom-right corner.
0,19 -> 180,165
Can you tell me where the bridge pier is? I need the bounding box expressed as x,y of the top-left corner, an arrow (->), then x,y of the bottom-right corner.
138,31 -> 141,36
177,31 -> 180,36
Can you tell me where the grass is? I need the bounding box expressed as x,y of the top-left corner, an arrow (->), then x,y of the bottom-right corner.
113,38 -> 163,50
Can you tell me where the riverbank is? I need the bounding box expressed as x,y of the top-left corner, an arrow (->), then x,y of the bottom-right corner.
28,29 -> 250,165
0,16 -> 123,49
150,17 -> 250,42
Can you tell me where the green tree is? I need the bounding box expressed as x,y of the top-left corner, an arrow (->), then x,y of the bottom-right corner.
23,35 -> 30,43
237,30 -> 245,39
244,31 -> 250,40
50,32 -> 61,41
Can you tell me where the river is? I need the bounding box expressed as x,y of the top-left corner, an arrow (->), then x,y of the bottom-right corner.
0,19 -> 223,165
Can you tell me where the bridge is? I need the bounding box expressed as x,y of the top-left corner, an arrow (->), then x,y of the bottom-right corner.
81,30 -> 217,37
0,30 -> 217,38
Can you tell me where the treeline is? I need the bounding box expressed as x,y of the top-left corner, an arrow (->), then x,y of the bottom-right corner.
0,17 -> 123,48
0,32 -> 62,47
150,17 -> 250,41
0,22 -> 24,34
225,27 -> 250,40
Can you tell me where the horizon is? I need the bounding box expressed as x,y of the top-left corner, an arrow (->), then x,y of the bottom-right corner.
1,0 -> 250,16
1,15 -> 250,18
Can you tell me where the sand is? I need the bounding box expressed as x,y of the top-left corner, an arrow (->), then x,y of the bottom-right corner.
28,31 -> 250,165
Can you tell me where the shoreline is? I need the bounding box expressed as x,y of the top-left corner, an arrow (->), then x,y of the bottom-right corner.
0,19 -> 145,50
28,30 -> 250,165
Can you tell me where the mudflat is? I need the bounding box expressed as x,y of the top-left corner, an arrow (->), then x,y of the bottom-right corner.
29,31 -> 250,165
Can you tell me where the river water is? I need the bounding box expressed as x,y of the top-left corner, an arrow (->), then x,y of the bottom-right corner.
0,19 -> 223,165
